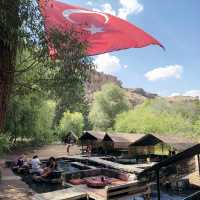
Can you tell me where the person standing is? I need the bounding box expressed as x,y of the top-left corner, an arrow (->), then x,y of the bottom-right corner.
86,144 -> 92,157
67,144 -> 71,155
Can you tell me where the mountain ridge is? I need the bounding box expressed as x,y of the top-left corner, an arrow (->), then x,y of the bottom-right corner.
85,70 -> 199,106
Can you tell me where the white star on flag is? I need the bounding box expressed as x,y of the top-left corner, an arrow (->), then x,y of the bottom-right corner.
83,24 -> 104,34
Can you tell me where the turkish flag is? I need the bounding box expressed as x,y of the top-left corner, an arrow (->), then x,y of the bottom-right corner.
40,0 -> 164,56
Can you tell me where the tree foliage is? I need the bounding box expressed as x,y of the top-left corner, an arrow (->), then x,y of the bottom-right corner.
58,111 -> 84,138
0,0 -> 94,132
89,83 -> 130,130
5,95 -> 56,144
115,98 -> 200,137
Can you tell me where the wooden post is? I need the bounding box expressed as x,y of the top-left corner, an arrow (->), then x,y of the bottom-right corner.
156,169 -> 161,200
143,193 -> 151,200
197,154 -> 200,176
81,143 -> 83,155
161,143 -> 164,155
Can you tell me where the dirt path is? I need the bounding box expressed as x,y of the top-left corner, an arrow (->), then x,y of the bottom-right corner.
0,144 -> 82,200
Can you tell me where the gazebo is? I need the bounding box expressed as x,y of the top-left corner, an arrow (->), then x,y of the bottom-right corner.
79,131 -> 105,153
128,133 -> 197,162
62,131 -> 78,144
102,133 -> 145,155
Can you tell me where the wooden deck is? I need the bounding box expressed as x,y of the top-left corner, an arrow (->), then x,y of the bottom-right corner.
65,155 -> 155,174
32,188 -> 87,200
32,179 -> 150,200
188,171 -> 200,187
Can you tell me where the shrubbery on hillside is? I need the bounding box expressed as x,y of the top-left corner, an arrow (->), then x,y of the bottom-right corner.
115,98 -> 200,137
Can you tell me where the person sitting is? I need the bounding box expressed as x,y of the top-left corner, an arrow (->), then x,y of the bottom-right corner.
30,155 -> 43,175
46,157 -> 57,171
33,157 -> 57,181
13,154 -> 29,173
16,154 -> 25,168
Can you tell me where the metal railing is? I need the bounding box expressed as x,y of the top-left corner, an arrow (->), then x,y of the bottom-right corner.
183,191 -> 200,200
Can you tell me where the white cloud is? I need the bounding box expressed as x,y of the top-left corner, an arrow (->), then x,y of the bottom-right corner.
94,53 -> 126,74
86,1 -> 93,6
91,0 -> 143,20
183,90 -> 200,98
170,92 -> 181,97
118,0 -> 143,19
101,3 -> 116,15
170,90 -> 200,99
92,8 -> 102,12
145,65 -> 183,81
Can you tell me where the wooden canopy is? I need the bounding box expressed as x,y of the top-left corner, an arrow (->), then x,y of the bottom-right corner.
137,143 -> 200,200
79,131 -> 105,142
138,143 -> 200,179
66,131 -> 78,140
155,134 -> 197,152
129,133 -> 196,152
103,133 -> 145,149
129,134 -> 162,146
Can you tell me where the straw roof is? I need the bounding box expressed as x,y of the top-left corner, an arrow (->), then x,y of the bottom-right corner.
103,133 -> 145,149
105,133 -> 145,143
79,130 -> 106,141
66,131 -> 78,140
154,134 -> 197,152
129,133 -> 197,152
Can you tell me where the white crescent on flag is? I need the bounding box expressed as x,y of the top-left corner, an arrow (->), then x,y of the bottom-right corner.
63,9 -> 110,24
63,9 -> 110,34
41,0 -> 164,56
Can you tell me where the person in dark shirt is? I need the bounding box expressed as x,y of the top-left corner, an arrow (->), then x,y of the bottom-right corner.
33,157 -> 57,180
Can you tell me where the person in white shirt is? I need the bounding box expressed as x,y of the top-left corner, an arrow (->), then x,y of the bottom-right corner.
31,155 -> 43,174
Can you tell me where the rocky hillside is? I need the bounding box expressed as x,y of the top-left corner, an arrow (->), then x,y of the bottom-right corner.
85,70 -> 122,102
166,95 -> 199,103
85,70 -> 158,106
124,88 -> 158,106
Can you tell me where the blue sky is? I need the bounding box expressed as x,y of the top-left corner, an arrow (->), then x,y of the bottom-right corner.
57,0 -> 200,97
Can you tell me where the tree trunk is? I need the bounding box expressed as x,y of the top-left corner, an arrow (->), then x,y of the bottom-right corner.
52,99 -> 67,128
0,1 -> 19,132
0,41 -> 16,132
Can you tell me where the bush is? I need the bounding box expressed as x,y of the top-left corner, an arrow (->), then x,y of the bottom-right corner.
115,101 -> 192,134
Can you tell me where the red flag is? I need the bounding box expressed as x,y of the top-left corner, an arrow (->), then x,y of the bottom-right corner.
41,0 -> 164,56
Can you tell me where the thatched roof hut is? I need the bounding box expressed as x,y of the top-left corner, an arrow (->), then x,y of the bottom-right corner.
62,131 -> 78,144
128,133 -> 197,158
79,131 -> 105,142
129,134 -> 196,152
103,133 -> 145,150
79,131 -> 106,150
154,134 -> 197,152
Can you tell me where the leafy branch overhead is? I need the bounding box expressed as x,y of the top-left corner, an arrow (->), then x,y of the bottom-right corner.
0,0 -> 94,134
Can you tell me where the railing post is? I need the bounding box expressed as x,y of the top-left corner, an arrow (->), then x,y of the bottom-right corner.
197,154 -> 200,176
156,169 -> 161,200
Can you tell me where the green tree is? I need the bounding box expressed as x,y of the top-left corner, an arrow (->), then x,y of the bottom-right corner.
193,118 -> 200,138
115,99 -> 193,135
148,98 -> 200,122
5,95 -> 56,144
58,111 -> 84,138
34,100 -> 56,144
0,1 -> 94,132
89,83 -> 130,130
